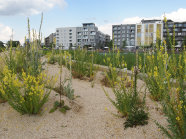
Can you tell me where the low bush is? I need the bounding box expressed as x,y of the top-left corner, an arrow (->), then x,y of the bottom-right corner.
0,66 -> 50,114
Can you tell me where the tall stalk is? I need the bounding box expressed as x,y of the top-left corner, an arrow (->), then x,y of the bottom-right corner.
59,48 -> 63,105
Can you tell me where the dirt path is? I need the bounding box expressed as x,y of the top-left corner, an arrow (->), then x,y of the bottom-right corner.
0,64 -> 167,139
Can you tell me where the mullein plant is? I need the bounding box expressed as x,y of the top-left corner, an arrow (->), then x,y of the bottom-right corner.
49,49 -> 72,114
103,44 -> 148,128
145,17 -> 186,139
102,39 -> 120,87
47,38 -> 59,64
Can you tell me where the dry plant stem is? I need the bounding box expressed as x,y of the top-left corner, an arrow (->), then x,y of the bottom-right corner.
59,49 -> 63,106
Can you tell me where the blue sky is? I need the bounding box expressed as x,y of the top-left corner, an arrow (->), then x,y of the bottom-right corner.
0,0 -> 186,43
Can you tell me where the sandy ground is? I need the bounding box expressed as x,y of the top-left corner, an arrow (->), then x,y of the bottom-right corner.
0,63 -> 168,139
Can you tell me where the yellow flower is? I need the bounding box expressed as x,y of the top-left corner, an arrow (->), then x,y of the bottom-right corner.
139,64 -> 142,70
176,88 -> 180,92
154,66 -> 158,71
0,88 -> 5,95
178,104 -> 182,109
125,63 -> 127,68
176,116 -> 180,121
29,92 -> 33,96
154,70 -> 158,77
164,17 -> 167,23
105,107 -> 108,111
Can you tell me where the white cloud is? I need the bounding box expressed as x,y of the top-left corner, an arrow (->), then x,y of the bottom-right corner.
98,8 -> 186,37
164,8 -> 186,22
98,23 -> 113,36
0,0 -> 67,16
0,23 -> 12,42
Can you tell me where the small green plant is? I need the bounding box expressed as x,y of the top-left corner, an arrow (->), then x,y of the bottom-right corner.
49,100 -> 71,114
48,53 -> 59,64
124,108 -> 148,129
53,78 -> 74,100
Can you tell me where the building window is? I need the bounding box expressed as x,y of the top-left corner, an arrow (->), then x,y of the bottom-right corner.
178,24 -> 182,27
174,28 -> 178,31
113,27 -> 117,30
178,33 -> 182,36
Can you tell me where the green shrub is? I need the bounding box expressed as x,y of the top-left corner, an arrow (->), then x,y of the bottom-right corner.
0,66 -> 50,114
71,48 -> 97,80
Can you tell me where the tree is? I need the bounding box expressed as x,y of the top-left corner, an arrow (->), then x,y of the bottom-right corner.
0,41 -> 5,51
69,43 -> 73,50
108,40 -> 113,49
7,41 -> 20,47
183,36 -> 186,47
0,41 -> 4,47
122,40 -> 127,49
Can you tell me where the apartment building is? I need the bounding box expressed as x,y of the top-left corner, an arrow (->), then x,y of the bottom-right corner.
112,24 -> 136,48
56,23 -> 109,49
163,20 -> 186,46
56,27 -> 77,49
45,33 -> 56,47
135,19 -> 163,46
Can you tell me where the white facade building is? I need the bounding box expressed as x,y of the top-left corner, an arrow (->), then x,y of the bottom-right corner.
56,27 -> 77,49
56,23 -> 110,49
135,20 -> 163,46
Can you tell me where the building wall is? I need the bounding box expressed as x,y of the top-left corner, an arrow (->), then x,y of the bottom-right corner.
163,20 -> 186,46
112,24 -> 136,48
56,27 -> 77,49
45,33 -> 56,47
56,23 -> 108,49
135,21 -> 163,46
